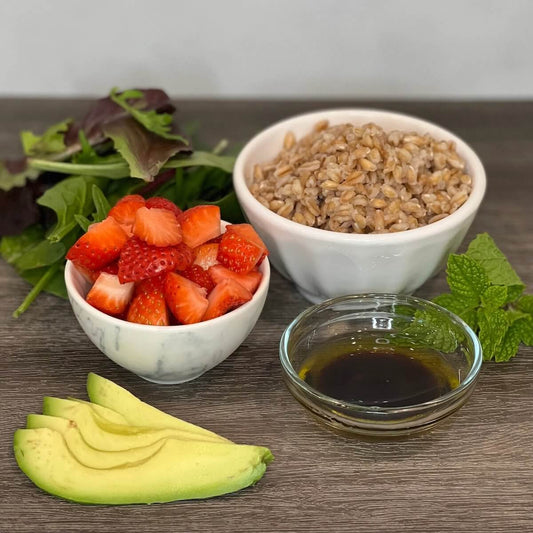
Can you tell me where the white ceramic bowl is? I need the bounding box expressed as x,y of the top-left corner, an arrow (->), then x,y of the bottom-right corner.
233,109 -> 486,303
64,240 -> 270,385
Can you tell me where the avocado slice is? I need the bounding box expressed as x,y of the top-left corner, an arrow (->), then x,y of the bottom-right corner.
26,415 -> 164,469
14,428 -> 273,504
42,397 -> 224,450
67,398 -> 130,425
86,373 -> 230,443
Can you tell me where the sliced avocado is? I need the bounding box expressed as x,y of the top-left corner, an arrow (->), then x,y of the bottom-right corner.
26,415 -> 164,469
87,372 -> 230,443
14,428 -> 273,504
67,398 -> 130,425
42,397 -> 223,450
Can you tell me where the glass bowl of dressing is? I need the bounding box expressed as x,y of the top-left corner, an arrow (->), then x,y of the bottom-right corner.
279,294 -> 482,437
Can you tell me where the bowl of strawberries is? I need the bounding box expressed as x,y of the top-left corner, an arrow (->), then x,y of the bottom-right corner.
64,195 -> 270,384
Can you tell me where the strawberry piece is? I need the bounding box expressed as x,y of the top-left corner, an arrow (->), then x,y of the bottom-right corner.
67,216 -> 128,271
133,206 -> 183,247
126,276 -> 169,326
75,261 -> 119,284
216,231 -> 263,274
203,279 -> 252,321
164,272 -> 208,325
208,264 -> 263,294
146,197 -> 182,219
193,243 -> 219,270
179,205 -> 221,248
108,195 -> 146,227
180,264 -> 216,293
86,272 -> 134,315
118,237 -> 194,283
226,224 -> 269,265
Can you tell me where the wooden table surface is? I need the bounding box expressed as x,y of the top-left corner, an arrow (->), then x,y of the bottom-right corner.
1,99 -> 532,533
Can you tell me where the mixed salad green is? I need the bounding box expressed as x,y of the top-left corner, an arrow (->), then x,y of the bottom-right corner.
0,87 -> 241,316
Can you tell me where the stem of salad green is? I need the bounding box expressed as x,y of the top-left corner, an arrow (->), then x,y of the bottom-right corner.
12,263 -> 61,318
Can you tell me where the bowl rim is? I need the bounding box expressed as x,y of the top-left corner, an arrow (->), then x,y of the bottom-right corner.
279,293 -> 483,415
233,108 -> 486,245
64,255 -> 270,332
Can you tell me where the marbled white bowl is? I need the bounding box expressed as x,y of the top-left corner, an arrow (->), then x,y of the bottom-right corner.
64,243 -> 270,385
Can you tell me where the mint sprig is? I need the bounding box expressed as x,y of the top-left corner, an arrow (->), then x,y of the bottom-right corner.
434,233 -> 533,362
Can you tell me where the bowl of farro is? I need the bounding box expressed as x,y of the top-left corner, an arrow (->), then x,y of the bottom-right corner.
233,109 -> 486,303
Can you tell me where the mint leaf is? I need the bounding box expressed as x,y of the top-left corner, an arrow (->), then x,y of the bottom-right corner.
401,308 -> 460,354
478,308 -> 509,361
446,254 -> 489,303
481,285 -> 508,309
465,233 -> 525,300
432,292 -> 478,330
110,88 -> 188,143
517,317 -> 533,345
516,294 -> 533,315
21,119 -> 71,157
497,321 -> 524,362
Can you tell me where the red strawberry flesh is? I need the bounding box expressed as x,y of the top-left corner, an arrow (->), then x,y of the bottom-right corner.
208,264 -> 263,294
118,237 -> 193,283
86,272 -> 134,315
133,206 -> 183,247
108,194 -> 146,227
164,272 -> 208,325
179,205 -> 221,248
203,278 -> 252,321
216,231 -> 263,274
67,216 -> 128,271
126,276 -> 169,326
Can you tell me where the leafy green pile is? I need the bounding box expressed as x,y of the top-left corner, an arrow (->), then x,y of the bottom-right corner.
0,87 -> 241,317
433,233 -> 533,362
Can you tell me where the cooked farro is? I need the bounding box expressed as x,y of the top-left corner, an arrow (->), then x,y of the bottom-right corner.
249,121 -> 472,234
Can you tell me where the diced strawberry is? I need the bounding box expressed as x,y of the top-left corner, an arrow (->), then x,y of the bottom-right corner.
108,195 -> 146,227
67,216 -> 128,271
86,272 -> 134,315
208,264 -> 263,294
126,276 -> 169,326
164,272 -> 208,325
193,243 -> 220,270
179,205 -> 221,248
203,279 -> 253,321
74,261 -> 119,284
145,197 -> 183,219
118,237 -> 194,283
206,234 -> 223,244
180,264 -> 216,293
133,206 -> 183,247
216,231 -> 263,274
225,223 -> 269,265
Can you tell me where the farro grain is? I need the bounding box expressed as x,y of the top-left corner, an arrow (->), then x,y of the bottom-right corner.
249,121 -> 472,234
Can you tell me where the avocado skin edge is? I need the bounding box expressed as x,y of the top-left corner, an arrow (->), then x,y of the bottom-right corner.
14,428 -> 273,505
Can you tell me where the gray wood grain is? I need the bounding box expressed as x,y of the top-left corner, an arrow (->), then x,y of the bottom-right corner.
1,99 -> 532,533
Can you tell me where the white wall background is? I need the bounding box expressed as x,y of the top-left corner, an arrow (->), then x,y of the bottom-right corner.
1,0 -> 532,99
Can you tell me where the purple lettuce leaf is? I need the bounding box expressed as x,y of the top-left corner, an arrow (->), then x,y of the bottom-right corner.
103,117 -> 190,181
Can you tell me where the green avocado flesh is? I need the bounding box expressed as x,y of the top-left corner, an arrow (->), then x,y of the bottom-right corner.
26,415 -> 164,469
42,397 -> 224,449
14,374 -> 273,504
14,428 -> 273,504
86,373 -> 230,443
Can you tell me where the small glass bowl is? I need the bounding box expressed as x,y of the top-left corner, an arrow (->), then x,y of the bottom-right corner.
279,294 -> 482,437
